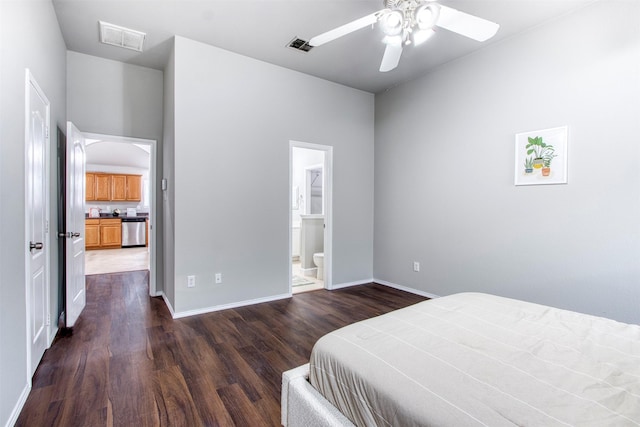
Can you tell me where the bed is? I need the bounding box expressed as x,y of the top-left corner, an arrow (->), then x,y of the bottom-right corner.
281,292 -> 640,426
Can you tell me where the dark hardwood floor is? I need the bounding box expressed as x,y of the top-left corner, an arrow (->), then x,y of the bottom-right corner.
16,271 -> 426,426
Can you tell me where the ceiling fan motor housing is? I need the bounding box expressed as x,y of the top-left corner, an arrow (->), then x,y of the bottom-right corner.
381,0 -> 440,44
384,0 -> 404,9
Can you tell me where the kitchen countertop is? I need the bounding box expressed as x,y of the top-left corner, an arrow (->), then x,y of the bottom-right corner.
86,213 -> 149,219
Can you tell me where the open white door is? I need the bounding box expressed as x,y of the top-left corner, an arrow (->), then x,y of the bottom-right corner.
26,70 -> 50,376
65,122 -> 86,327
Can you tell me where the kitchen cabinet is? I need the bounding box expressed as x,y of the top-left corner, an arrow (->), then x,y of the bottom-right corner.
86,173 -> 142,202
85,219 -> 100,249
126,175 -> 142,201
95,174 -> 111,201
86,218 -> 121,249
86,173 -> 96,201
100,219 -> 122,248
111,175 -> 127,201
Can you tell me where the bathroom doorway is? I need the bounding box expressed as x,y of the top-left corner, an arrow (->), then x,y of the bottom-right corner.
290,142 -> 332,294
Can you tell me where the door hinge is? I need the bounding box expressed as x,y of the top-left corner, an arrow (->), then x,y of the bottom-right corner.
46,314 -> 50,326
46,126 -> 50,138
46,220 -> 49,233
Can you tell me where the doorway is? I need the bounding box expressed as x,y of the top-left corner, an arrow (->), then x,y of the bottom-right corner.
290,142 -> 333,294
81,133 -> 158,296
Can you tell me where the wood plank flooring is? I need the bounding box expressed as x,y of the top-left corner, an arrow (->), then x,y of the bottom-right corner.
16,272 -> 426,426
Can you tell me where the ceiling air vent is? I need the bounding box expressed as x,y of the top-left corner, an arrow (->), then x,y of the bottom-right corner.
99,21 -> 146,52
287,37 -> 313,53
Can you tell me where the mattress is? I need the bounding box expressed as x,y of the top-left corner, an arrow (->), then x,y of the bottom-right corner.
309,293 -> 640,426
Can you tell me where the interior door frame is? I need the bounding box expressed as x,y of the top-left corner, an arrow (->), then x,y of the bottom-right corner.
83,132 -> 158,296
289,141 -> 333,292
24,69 -> 51,380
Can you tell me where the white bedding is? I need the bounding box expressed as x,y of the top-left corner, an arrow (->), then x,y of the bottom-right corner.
309,293 -> 640,426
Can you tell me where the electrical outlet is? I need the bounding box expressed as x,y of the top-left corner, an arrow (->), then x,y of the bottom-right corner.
413,262 -> 420,272
187,275 -> 196,288
215,273 -> 222,284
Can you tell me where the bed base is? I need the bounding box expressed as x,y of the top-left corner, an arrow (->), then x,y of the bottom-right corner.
281,364 -> 355,427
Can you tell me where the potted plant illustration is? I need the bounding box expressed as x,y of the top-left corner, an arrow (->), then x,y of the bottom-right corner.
541,152 -> 556,177
526,136 -> 555,170
524,157 -> 534,174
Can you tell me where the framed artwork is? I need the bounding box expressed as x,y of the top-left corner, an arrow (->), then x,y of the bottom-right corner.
515,126 -> 568,186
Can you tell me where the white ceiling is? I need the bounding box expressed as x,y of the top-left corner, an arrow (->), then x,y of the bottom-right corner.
86,141 -> 150,169
52,0 -> 597,94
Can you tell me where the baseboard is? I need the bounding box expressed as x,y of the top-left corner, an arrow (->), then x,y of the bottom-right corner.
171,293 -> 291,319
373,279 -> 440,299
330,278 -> 374,290
160,292 -> 176,318
4,383 -> 30,427
161,280 -> 436,320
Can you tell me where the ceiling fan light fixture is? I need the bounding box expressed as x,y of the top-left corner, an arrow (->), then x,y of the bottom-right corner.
382,34 -> 403,46
415,3 -> 440,31
380,10 -> 404,36
413,28 -> 435,46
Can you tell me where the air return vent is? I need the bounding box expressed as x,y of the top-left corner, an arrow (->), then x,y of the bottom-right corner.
287,37 -> 313,52
99,21 -> 146,52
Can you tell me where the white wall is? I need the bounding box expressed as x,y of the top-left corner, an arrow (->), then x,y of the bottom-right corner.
169,36 -> 374,314
374,0 -> 640,324
0,0 -> 67,424
66,51 -> 165,291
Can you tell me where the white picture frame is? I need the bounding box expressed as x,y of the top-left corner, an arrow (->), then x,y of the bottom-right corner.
515,126 -> 568,186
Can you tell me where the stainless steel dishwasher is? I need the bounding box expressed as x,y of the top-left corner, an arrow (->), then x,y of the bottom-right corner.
121,217 -> 146,247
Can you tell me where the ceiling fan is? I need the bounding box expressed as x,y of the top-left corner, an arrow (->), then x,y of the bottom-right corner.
309,0 -> 499,72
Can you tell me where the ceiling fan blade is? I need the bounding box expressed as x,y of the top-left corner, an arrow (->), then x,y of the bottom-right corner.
379,43 -> 403,72
309,11 -> 382,47
436,4 -> 499,42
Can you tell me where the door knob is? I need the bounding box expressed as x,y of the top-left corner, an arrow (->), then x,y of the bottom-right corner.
57,232 -> 81,238
29,241 -> 43,251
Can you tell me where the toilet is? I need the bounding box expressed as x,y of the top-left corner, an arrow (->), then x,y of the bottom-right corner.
313,253 -> 324,280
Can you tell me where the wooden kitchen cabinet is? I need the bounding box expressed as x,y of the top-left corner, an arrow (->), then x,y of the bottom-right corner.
86,218 -> 121,249
86,173 -> 96,201
111,175 -> 127,201
86,173 -> 142,202
85,219 -> 100,249
95,174 -> 111,201
100,219 -> 122,248
126,175 -> 142,201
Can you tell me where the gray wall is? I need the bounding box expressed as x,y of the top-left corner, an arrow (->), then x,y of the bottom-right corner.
169,36 -> 374,314
162,43 -> 176,308
67,51 -> 164,141
66,51 -> 165,292
0,0 -> 67,424
374,0 -> 640,324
